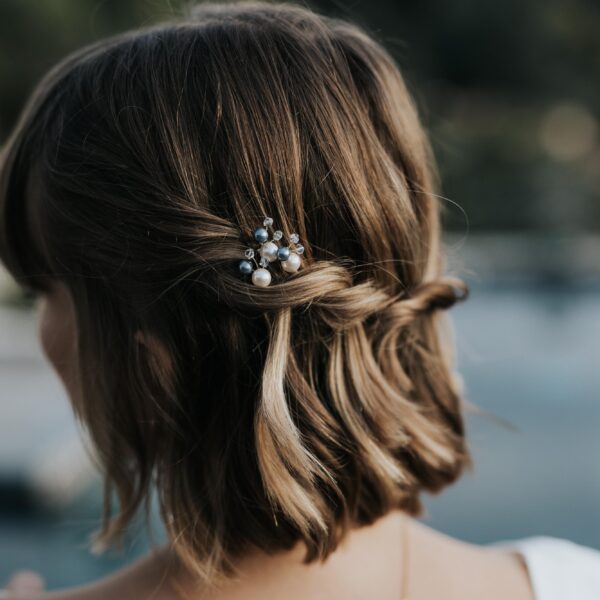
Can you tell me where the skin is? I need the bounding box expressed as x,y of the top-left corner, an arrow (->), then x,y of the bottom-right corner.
3,281 -> 535,600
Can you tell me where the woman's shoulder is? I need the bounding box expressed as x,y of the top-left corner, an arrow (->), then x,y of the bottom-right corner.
507,536 -> 600,600
3,547 -> 178,600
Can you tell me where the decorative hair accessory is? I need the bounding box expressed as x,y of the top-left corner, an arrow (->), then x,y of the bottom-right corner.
238,216 -> 305,287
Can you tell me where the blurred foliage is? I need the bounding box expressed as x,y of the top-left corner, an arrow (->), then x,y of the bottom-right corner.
0,0 -> 599,233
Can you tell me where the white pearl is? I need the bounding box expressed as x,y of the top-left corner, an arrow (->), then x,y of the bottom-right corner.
260,241 -> 279,263
281,252 -> 301,273
252,268 -> 272,287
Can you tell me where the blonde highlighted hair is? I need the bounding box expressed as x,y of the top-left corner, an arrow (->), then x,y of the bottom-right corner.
0,1 -> 469,587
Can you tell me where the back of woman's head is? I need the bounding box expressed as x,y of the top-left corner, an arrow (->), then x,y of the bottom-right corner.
0,1 -> 469,585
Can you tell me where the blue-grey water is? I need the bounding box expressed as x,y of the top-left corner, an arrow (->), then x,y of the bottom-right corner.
1,283 -> 599,589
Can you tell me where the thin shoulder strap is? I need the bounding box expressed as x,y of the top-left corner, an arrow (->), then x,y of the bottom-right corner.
399,517 -> 410,600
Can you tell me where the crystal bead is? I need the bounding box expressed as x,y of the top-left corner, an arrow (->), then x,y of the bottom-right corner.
244,248 -> 255,259
289,233 -> 300,244
295,244 -> 304,255
273,230 -> 283,241
263,217 -> 274,227
259,256 -> 269,267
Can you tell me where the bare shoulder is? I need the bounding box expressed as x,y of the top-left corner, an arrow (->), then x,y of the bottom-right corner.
408,520 -> 535,600
7,548 -> 179,600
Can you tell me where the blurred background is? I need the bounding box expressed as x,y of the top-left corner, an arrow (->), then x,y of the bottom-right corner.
1,0 -> 599,590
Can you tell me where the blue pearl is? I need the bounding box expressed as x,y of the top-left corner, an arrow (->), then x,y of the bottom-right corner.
254,227 -> 269,243
277,246 -> 291,261
239,260 -> 253,275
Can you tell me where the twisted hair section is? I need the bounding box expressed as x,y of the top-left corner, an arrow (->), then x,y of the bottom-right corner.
0,1 -> 470,588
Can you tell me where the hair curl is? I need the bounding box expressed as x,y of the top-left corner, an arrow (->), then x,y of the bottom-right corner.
0,1 -> 469,587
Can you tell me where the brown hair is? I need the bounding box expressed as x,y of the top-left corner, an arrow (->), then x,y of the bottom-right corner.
0,1 -> 469,586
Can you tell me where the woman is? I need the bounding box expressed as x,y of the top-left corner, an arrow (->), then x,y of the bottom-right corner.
1,3 -> 598,599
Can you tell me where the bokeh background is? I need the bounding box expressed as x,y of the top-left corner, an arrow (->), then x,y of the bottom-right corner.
1,0 -> 599,590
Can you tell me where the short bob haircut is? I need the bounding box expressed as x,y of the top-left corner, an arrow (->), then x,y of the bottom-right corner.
0,1 -> 469,587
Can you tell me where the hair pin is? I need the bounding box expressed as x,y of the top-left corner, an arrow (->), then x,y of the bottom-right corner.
238,217 -> 304,287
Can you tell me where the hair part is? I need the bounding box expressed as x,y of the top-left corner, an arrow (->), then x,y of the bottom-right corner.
0,2 -> 469,587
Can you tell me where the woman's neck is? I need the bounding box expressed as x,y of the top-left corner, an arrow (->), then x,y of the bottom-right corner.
38,511 -> 533,600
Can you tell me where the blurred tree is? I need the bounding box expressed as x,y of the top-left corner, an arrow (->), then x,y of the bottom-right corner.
0,0 -> 598,232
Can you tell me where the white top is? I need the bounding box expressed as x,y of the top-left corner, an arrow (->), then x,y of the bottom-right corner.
509,537 -> 600,600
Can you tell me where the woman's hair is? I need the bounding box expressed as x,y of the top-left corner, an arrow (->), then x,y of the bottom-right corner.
0,1 -> 469,586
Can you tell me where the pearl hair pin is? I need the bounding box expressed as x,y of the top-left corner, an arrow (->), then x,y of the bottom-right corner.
238,217 -> 305,287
